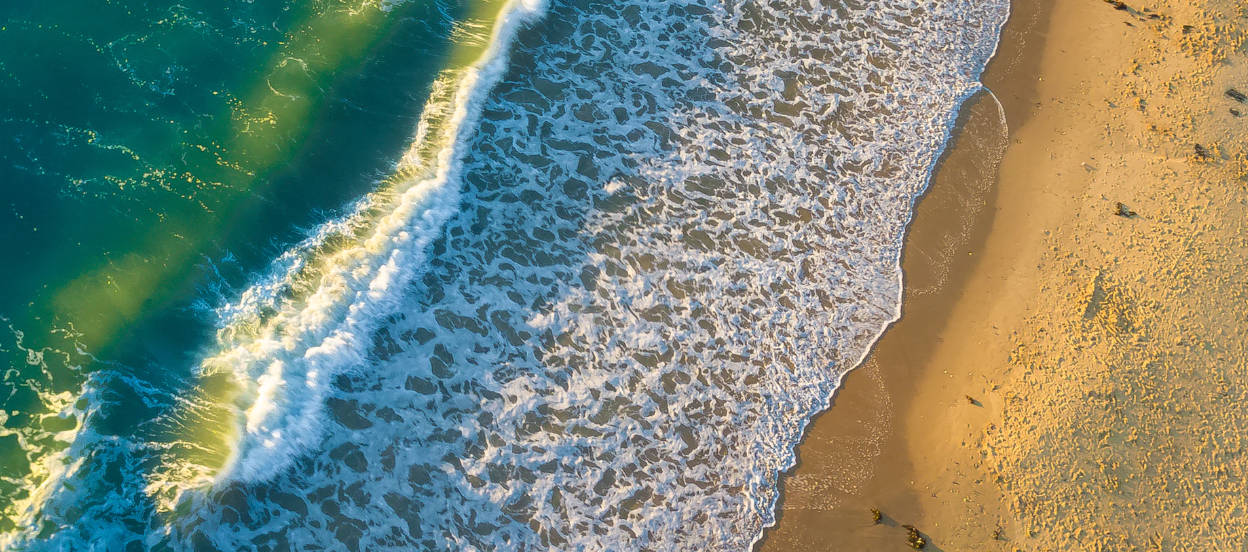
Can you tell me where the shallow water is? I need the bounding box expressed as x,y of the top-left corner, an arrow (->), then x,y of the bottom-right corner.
0,0 -> 1007,549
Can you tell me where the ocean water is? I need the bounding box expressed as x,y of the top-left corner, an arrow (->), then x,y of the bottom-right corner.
0,0 -> 1008,549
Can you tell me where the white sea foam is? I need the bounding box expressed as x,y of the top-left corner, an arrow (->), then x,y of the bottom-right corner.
0,321 -> 102,551
147,1 -> 1011,550
12,0 -> 1011,549
192,0 -> 550,485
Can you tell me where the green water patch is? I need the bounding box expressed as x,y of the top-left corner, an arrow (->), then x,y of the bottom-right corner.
148,0 -> 520,496
0,0 -> 474,535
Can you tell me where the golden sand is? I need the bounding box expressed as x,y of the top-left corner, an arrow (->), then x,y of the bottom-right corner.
762,0 -> 1248,549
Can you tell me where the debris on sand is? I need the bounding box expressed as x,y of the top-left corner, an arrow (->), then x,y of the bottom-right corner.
902,525 -> 927,549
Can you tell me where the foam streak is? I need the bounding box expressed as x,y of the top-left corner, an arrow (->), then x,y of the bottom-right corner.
190,0 -> 548,485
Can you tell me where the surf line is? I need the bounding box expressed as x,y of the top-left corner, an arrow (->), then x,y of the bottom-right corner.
145,0 -> 550,505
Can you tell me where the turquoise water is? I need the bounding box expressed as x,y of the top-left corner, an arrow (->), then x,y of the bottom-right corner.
0,0 -> 474,540
0,0 -> 1007,549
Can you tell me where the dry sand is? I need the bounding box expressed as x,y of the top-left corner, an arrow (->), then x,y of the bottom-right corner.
761,0 -> 1248,550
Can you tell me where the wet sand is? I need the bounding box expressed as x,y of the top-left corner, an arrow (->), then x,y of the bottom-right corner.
762,0 -> 1248,549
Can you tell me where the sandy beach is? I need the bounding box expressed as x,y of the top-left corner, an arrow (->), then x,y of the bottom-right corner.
762,0 -> 1248,549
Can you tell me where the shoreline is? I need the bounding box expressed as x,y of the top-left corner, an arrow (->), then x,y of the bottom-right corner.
749,3 -> 1020,546
758,0 -> 1052,545
764,0 -> 1248,549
